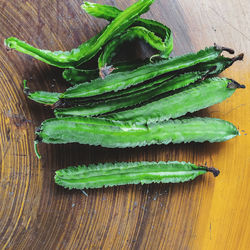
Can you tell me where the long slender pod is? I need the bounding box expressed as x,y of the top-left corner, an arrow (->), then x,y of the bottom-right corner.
35,117 -> 239,153
4,0 -> 155,68
27,54 -> 243,106
55,161 -> 220,190
54,72 -> 205,117
55,54 -> 243,109
98,53 -> 244,100
83,1 -> 173,58
62,52 -> 243,88
60,45 -> 234,99
103,78 -> 245,124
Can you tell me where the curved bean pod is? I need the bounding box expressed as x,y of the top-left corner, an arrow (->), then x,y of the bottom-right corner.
4,0 -> 155,68
54,71 -> 205,117
35,117 -> 239,153
83,1 -> 173,58
55,161 -> 220,190
103,78 -> 245,124
61,45 -> 231,99
98,26 -> 169,71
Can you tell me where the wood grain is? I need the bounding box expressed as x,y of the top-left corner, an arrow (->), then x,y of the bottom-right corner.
0,0 -> 249,249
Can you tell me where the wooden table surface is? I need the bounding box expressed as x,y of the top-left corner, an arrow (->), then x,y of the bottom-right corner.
0,0 -> 249,249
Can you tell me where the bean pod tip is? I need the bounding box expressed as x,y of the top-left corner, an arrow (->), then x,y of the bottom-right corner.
204,166 -> 220,177
227,79 -> 246,89
23,80 -> 30,96
214,43 -> 235,54
231,53 -> 244,62
34,140 -> 41,159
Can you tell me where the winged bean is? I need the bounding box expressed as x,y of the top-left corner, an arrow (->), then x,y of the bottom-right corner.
61,45 -> 232,99
103,77 -> 244,124
35,117 -> 239,155
54,71 -> 205,117
55,161 -> 220,190
83,1 -> 173,58
5,0 -> 155,68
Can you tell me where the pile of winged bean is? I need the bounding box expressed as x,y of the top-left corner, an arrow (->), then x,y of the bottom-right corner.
5,0 -> 245,190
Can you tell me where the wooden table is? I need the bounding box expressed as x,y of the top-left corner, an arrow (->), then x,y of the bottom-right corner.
0,1 -> 249,249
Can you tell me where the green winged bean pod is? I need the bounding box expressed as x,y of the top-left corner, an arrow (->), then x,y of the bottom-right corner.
4,0 -> 155,68
55,53 -> 243,109
26,53 -> 243,107
103,78 -> 245,124
82,1 -> 173,58
98,53 -> 243,101
54,71 -> 205,117
55,161 -> 220,190
62,52 -> 243,86
34,116 -> 239,158
60,45 -> 234,99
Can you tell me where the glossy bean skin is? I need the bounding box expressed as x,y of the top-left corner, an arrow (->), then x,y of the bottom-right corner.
54,72 -> 205,117
61,46 -> 228,99
99,54 -> 243,100
23,80 -> 60,105
103,78 -> 243,124
62,52 -> 242,87
55,53 -> 242,110
4,0 -> 155,68
35,117 -> 239,149
27,91 -> 60,105
27,53 -> 242,106
55,161 -> 219,190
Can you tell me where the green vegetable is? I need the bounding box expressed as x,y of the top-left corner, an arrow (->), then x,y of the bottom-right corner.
26,53 -> 243,107
54,71 -> 205,117
62,60 -> 146,85
55,54 -> 243,111
195,53 -> 244,75
4,0 -> 155,68
103,77 -> 245,124
62,68 -> 99,85
55,161 -> 220,190
62,52 -> 242,87
35,117 -> 239,158
83,53 -> 243,102
82,1 -> 131,22
98,26 -> 170,71
83,1 -> 173,58
61,45 -> 233,99
23,81 -> 60,105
